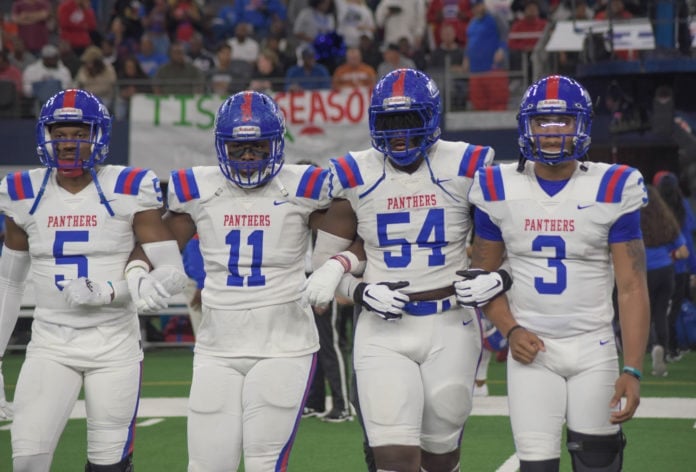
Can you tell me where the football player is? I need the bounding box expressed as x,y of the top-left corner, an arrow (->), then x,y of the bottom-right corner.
304,68 -> 503,472
163,91 -> 340,471
0,89 -> 185,472
463,75 -> 650,471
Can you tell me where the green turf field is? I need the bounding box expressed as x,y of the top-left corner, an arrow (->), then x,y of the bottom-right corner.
1,348 -> 695,471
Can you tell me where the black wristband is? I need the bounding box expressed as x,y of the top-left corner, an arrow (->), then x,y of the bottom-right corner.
506,324 -> 524,341
353,282 -> 367,306
496,269 -> 513,292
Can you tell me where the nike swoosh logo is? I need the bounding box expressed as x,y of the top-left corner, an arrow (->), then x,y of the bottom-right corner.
599,339 -> 611,346
462,320 -> 473,326
484,280 -> 502,293
273,200 -> 289,206
577,204 -> 594,210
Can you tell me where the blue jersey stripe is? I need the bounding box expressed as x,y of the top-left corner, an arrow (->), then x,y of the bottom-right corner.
332,154 -> 364,189
7,171 -> 35,200
171,168 -> 200,202
479,166 -> 505,201
458,145 -> 490,178
114,167 -> 149,195
296,166 -> 328,200
596,164 -> 632,203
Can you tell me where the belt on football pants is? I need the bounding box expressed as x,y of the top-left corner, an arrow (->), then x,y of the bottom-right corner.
403,295 -> 458,316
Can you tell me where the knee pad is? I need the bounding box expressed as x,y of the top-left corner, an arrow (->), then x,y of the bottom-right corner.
519,458 -> 561,472
567,429 -> 625,472
85,454 -> 133,472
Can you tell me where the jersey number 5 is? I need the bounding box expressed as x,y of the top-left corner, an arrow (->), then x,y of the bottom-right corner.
54,230 -> 89,290
377,209 -> 446,268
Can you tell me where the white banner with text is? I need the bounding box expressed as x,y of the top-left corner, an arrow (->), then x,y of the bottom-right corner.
129,88 -> 373,181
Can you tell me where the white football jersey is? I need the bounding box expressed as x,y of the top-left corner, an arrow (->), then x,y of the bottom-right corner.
0,166 -> 164,328
167,164 -> 331,310
469,161 -> 647,338
329,140 -> 494,292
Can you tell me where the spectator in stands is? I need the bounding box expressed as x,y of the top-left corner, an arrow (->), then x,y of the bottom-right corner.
187,32 -> 215,74
508,0 -> 547,84
376,42 -> 415,79
11,0 -> 52,57
375,0 -> 427,53
207,43 -> 253,96
57,0 -> 98,56
136,33 -> 169,77
427,24 -> 467,109
426,0 -> 470,48
594,0 -> 636,60
285,44 -> 332,91
464,0 -> 509,110
75,45 -> 118,111
332,46 -> 376,90
22,44 -> 72,100
653,171 -> 696,362
211,3 -> 236,42
336,0 -> 376,48
397,36 -> 427,72
248,48 -> 285,94
7,37 -> 35,71
228,22 -> 260,64
233,0 -> 288,40
553,0 -> 593,76
142,0 -> 171,57
58,38 -> 81,78
108,0 -> 144,51
153,41 -> 205,95
357,33 -> 382,70
0,11 -> 19,53
263,33 -> 297,73
293,0 -> 337,52
167,0 -> 203,44
0,49 -> 24,96
115,55 -> 152,120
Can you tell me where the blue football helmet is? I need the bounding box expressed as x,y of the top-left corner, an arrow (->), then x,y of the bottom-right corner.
215,91 -> 285,187
369,69 -> 442,166
36,89 -> 112,171
518,75 -> 593,165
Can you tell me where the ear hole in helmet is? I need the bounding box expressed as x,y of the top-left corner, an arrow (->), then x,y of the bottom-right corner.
374,111 -> 424,131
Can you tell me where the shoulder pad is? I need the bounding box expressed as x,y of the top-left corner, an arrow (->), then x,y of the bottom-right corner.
113,167 -> 151,195
5,171 -> 35,201
595,164 -> 636,203
170,168 -> 201,202
458,145 -> 493,178
477,165 -> 506,201
330,153 -> 364,189
295,166 -> 329,200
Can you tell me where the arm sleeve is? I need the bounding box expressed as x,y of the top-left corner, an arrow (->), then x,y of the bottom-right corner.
608,210 -> 642,243
474,207 -> 503,241
0,246 -> 31,356
183,238 -> 206,289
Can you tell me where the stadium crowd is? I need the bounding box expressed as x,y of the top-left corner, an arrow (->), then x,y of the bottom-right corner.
0,0 -> 688,119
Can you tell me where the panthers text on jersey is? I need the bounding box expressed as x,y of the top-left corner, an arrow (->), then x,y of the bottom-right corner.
329,140 -> 494,292
0,166 -> 164,328
470,161 -> 647,338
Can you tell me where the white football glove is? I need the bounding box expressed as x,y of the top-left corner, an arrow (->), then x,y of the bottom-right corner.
125,261 -> 171,313
0,360 -> 13,421
302,258 -> 346,307
150,266 -> 189,296
57,278 -> 113,307
354,281 -> 410,321
454,269 -> 512,307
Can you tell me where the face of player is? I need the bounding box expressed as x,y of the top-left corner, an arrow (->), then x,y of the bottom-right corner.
225,139 -> 271,176
529,114 -> 576,157
50,123 -> 93,178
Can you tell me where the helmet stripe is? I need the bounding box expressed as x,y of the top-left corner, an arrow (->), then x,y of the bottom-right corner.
62,89 -> 77,108
545,75 -> 560,100
241,91 -> 253,122
391,69 -> 406,96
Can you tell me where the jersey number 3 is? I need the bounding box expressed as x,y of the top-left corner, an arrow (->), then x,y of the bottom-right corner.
532,235 -> 567,294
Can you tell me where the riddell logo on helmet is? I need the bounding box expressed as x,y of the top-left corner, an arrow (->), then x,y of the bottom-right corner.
232,125 -> 261,137
53,107 -> 83,120
536,99 -> 567,111
382,96 -> 412,109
